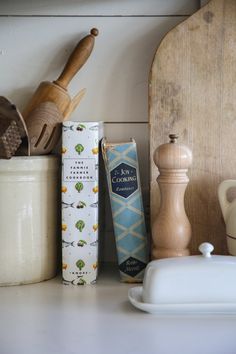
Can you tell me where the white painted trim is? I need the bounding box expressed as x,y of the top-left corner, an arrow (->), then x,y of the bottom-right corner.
0,16 -> 187,123
0,0 -> 199,16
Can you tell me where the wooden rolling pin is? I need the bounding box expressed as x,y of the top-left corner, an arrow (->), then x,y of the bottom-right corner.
23,28 -> 98,121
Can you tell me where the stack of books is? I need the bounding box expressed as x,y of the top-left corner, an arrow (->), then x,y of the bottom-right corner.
61,123 -> 148,284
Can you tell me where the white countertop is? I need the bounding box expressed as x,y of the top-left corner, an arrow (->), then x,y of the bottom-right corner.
0,266 -> 236,354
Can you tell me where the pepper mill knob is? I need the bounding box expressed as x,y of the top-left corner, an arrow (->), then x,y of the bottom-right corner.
169,134 -> 178,143
152,134 -> 192,259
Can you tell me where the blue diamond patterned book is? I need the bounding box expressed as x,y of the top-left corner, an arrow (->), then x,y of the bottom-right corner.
61,121 -> 104,285
102,138 -> 148,282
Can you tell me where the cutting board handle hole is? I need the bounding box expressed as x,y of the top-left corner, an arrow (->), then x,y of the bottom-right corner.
226,187 -> 236,203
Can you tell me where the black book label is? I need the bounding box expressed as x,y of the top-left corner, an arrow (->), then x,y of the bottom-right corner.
110,162 -> 138,198
119,257 -> 146,277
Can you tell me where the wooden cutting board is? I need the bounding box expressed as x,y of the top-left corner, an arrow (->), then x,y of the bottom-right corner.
149,0 -> 236,255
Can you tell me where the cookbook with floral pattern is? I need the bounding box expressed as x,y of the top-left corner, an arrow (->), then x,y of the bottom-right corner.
62,121 -> 104,285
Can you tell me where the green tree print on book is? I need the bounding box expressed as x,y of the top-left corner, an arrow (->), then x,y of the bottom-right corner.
75,220 -> 85,232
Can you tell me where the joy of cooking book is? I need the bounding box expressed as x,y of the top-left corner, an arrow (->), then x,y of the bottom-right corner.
102,138 -> 148,282
61,121 -> 104,285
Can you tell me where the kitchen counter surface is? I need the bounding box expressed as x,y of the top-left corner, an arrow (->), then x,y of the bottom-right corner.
0,266 -> 236,354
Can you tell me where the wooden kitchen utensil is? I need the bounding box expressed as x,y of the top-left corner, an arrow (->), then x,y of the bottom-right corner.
26,88 -> 86,155
150,0 -> 236,254
63,88 -> 86,120
23,28 -> 98,120
0,96 -> 29,157
26,101 -> 63,155
152,134 -> 192,259
0,119 -> 21,159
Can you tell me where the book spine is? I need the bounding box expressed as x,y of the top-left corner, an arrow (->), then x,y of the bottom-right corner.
102,139 -> 148,282
61,121 -> 103,285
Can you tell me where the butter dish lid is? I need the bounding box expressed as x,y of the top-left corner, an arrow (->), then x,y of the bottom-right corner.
143,243 -> 236,304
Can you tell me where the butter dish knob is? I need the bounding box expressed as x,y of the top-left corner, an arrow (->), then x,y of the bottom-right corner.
199,243 -> 214,258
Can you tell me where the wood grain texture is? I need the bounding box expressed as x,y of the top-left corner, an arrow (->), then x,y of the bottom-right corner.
152,135 -> 192,259
150,0 -> 236,255
26,101 -> 63,155
54,28 -> 98,90
201,0 -> 210,6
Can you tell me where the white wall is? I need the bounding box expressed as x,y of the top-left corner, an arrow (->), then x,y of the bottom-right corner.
0,0 -> 200,261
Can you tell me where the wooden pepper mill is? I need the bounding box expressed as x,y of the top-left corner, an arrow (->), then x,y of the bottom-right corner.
152,134 -> 192,259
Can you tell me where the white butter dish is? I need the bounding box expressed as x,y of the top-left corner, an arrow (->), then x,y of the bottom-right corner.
128,243 -> 236,315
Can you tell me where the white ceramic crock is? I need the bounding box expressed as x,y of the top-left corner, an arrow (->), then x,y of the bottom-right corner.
0,155 -> 60,286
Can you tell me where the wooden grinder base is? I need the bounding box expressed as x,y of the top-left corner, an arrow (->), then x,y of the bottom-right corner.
152,134 -> 192,259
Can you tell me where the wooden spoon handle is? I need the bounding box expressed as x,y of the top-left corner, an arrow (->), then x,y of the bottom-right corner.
63,88 -> 86,121
54,28 -> 98,90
